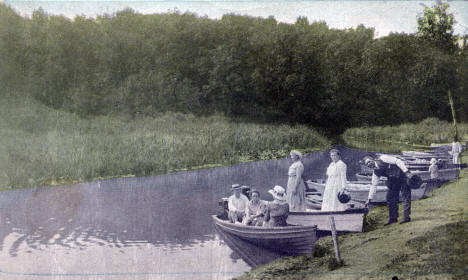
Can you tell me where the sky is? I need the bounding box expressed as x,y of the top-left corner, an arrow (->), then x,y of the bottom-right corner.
3,0 -> 468,37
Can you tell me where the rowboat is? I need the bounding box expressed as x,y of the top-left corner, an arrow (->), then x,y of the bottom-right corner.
214,225 -> 286,267
287,207 -> 368,232
305,179 -> 440,204
212,215 -> 317,255
401,151 -> 451,158
356,167 -> 459,182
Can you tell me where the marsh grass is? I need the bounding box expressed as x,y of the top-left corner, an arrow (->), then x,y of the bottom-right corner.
342,118 -> 468,145
0,94 -> 330,189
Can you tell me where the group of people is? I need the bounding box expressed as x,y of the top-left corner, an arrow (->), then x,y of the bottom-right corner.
227,150 -> 306,227
227,184 -> 289,227
227,146 -> 435,227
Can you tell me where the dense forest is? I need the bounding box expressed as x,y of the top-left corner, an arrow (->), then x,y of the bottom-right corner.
0,3 -> 466,134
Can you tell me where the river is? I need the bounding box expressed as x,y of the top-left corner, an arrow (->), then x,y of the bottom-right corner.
0,146 -> 379,279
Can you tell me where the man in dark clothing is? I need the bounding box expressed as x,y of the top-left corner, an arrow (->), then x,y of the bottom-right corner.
364,154 -> 412,225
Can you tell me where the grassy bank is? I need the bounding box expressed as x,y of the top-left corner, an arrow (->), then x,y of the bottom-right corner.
235,154 -> 467,280
0,94 -> 331,189
342,118 -> 468,146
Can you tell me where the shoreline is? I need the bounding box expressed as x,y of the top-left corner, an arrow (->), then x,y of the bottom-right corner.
234,148 -> 467,280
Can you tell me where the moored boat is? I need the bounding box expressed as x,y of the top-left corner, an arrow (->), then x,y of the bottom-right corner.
356,167 -> 459,182
305,179 -> 439,204
212,215 -> 317,255
287,207 -> 368,232
214,226 -> 286,267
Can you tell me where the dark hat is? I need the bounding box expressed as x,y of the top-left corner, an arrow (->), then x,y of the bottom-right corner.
406,173 -> 423,189
337,192 -> 351,204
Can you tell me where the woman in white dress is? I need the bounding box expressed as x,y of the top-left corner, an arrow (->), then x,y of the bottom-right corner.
286,150 -> 306,211
321,149 -> 348,211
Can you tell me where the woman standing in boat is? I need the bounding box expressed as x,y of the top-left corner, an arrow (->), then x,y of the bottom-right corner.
286,150 -> 306,211
321,149 -> 348,211
264,185 -> 289,227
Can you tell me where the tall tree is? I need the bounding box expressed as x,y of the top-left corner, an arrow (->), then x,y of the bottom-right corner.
417,1 -> 456,53
417,1 -> 460,139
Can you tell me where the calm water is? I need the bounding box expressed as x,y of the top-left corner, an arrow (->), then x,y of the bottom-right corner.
0,147 -> 370,280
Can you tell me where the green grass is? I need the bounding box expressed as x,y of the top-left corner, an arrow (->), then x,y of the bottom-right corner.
235,153 -> 468,280
342,118 -> 468,146
0,93 -> 331,189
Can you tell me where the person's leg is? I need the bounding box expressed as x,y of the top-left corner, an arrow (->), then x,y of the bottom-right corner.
386,184 -> 400,224
228,211 -> 235,223
400,183 -> 411,223
453,153 -> 459,164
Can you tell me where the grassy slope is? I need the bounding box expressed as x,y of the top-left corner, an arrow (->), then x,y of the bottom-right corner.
236,153 -> 468,280
0,94 -> 331,189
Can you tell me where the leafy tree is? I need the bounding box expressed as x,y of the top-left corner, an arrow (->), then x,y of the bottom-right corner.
417,1 -> 456,53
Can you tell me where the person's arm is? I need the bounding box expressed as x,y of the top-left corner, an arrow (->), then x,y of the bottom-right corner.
395,158 -> 409,173
263,204 -> 270,223
367,172 -> 379,203
340,162 -> 347,192
228,196 -> 236,212
244,202 -> 251,217
380,154 -> 409,173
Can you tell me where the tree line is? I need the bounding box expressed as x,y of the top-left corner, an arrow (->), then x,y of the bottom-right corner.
0,2 -> 466,134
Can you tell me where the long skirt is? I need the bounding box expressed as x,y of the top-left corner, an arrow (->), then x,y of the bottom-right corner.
321,176 -> 347,211
286,177 -> 306,211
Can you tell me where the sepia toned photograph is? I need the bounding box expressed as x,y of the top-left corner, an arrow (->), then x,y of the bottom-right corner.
0,0 -> 467,279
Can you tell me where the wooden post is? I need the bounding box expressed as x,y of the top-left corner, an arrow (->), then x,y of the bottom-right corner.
448,90 -> 458,141
329,216 -> 342,262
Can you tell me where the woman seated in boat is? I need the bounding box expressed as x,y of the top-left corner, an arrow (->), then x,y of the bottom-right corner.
321,149 -> 348,211
243,189 -> 266,226
228,184 -> 249,223
263,185 -> 289,227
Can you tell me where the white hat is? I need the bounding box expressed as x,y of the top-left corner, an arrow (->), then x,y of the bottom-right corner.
268,185 -> 287,201
231,184 -> 241,190
430,158 -> 437,164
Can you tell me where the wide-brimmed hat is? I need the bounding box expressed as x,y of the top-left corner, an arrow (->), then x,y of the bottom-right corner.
231,184 -> 241,190
268,185 -> 287,201
430,158 -> 437,164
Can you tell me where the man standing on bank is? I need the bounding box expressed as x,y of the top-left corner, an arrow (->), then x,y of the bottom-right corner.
363,154 -> 412,225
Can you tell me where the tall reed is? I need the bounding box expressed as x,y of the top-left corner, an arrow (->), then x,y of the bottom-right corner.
342,118 -> 468,145
0,95 -> 331,189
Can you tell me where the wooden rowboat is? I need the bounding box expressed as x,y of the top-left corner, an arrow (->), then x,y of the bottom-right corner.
356,167 -> 459,182
211,215 -> 317,255
305,179 -> 440,204
287,208 -> 368,233
401,151 -> 450,158
214,225 -> 286,267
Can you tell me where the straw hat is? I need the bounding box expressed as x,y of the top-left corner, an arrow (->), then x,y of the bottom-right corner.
268,185 -> 287,201
231,184 -> 241,190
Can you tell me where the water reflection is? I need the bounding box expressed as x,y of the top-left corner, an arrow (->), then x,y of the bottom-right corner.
0,146 -> 369,278
214,226 -> 287,268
